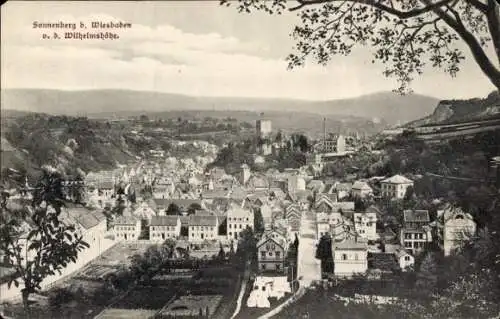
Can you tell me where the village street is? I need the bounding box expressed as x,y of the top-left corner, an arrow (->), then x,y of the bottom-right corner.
297,210 -> 322,287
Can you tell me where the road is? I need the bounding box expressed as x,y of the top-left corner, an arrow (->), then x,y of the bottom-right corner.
230,259 -> 251,319
297,210 -> 321,287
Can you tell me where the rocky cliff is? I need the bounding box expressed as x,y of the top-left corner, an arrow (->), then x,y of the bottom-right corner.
407,91 -> 500,127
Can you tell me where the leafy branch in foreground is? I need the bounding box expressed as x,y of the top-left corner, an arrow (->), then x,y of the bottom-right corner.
0,167 -> 89,315
221,0 -> 500,94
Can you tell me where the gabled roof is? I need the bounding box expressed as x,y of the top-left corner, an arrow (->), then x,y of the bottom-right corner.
150,216 -> 179,226
333,239 -> 367,251
257,232 -> 287,249
188,215 -> 218,226
227,204 -> 252,218
114,216 -> 139,225
285,203 -> 300,212
315,196 -> 335,209
381,174 -> 413,184
352,181 -> 372,191
63,207 -> 106,230
403,210 -> 430,223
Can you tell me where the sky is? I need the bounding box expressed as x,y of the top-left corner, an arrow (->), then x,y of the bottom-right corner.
1,1 -> 497,100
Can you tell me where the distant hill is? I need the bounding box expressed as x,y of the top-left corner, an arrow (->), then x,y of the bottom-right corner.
407,91 -> 500,127
1,89 -> 439,126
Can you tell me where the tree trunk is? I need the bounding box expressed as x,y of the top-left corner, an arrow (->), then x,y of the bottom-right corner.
21,289 -> 30,319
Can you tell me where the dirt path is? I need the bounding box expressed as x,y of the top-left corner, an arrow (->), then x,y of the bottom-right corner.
230,259 -> 251,319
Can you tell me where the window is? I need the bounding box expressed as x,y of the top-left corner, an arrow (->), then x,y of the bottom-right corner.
269,251 -> 273,256
354,254 -> 358,260
239,224 -> 242,229
261,251 -> 266,258
275,251 -> 281,258
404,256 -> 411,261
342,254 -> 347,260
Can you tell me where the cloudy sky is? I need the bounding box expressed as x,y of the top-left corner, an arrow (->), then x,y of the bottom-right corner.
1,1 -> 496,100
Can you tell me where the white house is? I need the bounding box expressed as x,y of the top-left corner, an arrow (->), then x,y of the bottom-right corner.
353,211 -> 377,241
257,230 -> 288,273
380,175 -> 413,199
227,204 -> 254,240
149,216 -> 181,241
351,181 -> 373,198
113,216 -> 141,241
395,249 -> 415,271
188,215 -> 219,242
400,226 -> 432,255
442,206 -> 477,256
333,240 -> 368,278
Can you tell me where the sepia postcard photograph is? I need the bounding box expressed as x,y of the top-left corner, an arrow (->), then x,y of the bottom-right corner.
0,0 -> 499,318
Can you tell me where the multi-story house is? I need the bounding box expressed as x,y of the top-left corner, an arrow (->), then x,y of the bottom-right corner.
401,209 -> 432,255
380,175 -> 413,199
227,204 -> 254,240
442,206 -> 476,256
188,215 -> 219,242
113,216 -> 141,241
150,216 -> 181,241
332,239 -> 368,278
354,211 -> 377,241
400,227 -> 432,255
257,229 -> 288,273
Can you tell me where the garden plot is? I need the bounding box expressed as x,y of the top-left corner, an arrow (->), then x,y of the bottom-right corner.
158,294 -> 223,317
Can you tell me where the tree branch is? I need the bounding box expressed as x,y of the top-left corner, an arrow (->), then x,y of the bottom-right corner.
485,0 -> 500,65
425,0 -> 500,88
466,0 -> 489,13
290,0 -> 455,19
